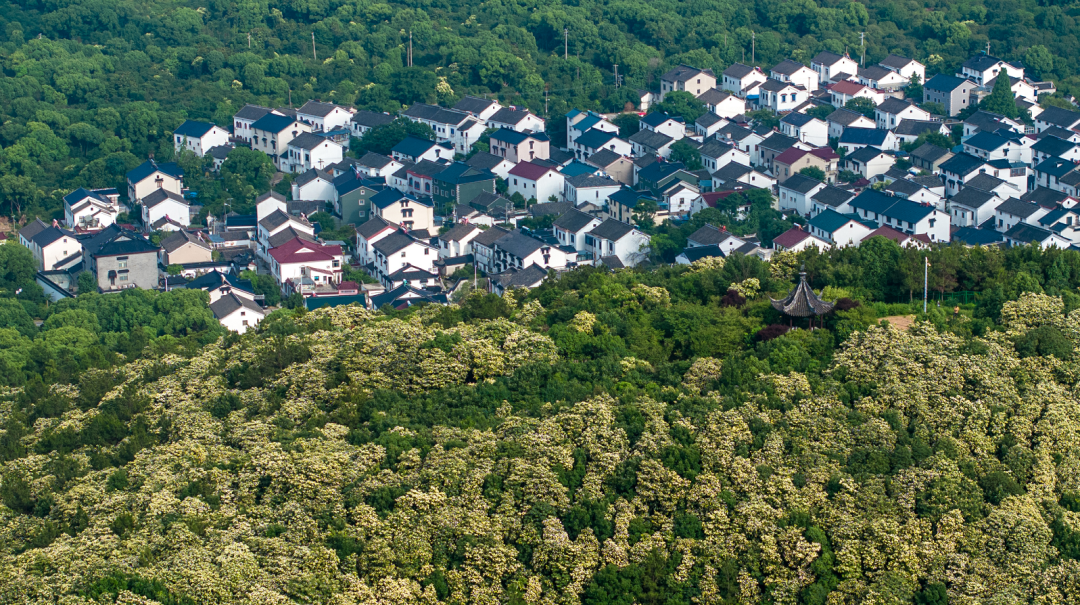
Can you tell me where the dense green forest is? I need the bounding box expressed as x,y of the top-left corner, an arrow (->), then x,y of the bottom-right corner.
5,233 -> 1080,603
0,0 -> 1077,221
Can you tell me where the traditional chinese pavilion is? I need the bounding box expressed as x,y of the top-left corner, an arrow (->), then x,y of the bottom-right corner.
771,269 -> 834,327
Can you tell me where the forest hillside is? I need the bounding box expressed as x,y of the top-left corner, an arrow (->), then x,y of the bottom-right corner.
4,250 -> 1080,604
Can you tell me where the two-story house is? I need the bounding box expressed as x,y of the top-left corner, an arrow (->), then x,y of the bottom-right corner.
487,107 -> 545,132
875,98 -> 931,130
770,59 -> 818,92
585,219 -> 651,268
141,189 -> 191,233
721,63 -> 768,99
285,133 -> 344,173
758,79 -> 807,113
350,110 -> 395,138
370,189 -> 435,232
233,105 -> 278,143
126,160 -> 183,204
489,129 -> 551,163
778,173 -> 826,215
296,100 -> 355,132
660,64 -> 717,100
453,96 -> 503,121
811,51 -> 859,85
508,162 -> 564,204
958,54 -> 1024,87
879,54 -> 925,83
780,112 -> 828,146
924,75 -> 978,116
390,136 -> 453,164
173,120 -> 230,157
553,208 -> 603,252
250,113 -> 312,169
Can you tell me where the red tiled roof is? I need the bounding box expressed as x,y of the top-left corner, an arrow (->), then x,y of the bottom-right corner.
810,147 -> 840,160
508,161 -> 556,181
269,237 -> 341,265
864,225 -> 909,243
774,147 -> 810,165
772,226 -> 812,249
829,80 -> 867,96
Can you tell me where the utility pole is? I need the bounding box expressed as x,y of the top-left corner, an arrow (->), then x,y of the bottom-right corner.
564,27 -> 568,60
408,31 -> 413,67
614,64 -> 619,89
860,32 -> 865,67
288,89 -> 292,106
923,257 -> 930,313
986,41 -> 991,55
248,31 -> 251,48
312,32 -> 317,61
545,84 -> 549,115
751,31 -> 756,64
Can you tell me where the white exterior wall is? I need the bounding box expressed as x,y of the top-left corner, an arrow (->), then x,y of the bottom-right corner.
591,231 -> 650,267
711,96 -> 747,119
295,179 -> 336,203
219,308 -> 264,334
951,197 -> 1003,227
814,56 -> 859,83
130,173 -> 182,203
143,199 -> 191,229
375,201 -> 434,232
174,126 -> 230,157
565,183 -> 621,205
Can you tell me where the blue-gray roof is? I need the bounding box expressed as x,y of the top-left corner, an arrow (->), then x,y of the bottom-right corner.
391,136 -> 438,158
952,226 -> 1004,246
250,113 -> 297,133
939,153 -> 987,177
1034,157 -> 1076,178
809,209 -> 863,233
641,112 -> 681,128
575,129 -> 620,150
370,188 -> 432,209
126,160 -> 183,184
925,74 -> 972,92
964,131 -> 1010,152
560,160 -> 598,178
173,120 -> 217,138
839,128 -> 892,146
489,129 -> 549,145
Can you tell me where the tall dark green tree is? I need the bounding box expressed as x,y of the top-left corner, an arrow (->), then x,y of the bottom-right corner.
981,73 -> 1021,119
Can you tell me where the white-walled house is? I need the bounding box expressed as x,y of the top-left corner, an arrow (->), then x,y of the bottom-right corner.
64,188 -> 118,230
286,133 -> 344,173
843,147 -> 896,180
553,208 -> 603,252
296,100 -> 356,132
812,51 -> 859,84
697,89 -> 746,118
721,64 -> 768,98
250,113 -> 312,170
586,219 -> 651,268
210,292 -> 265,334
660,65 -> 718,100
141,189 -> 191,233
850,190 -> 951,242
879,55 -> 925,83
780,113 -> 828,147
772,226 -> 831,252
827,108 -> 876,139
948,187 -> 1005,227
778,174 -> 827,216
564,174 -> 621,206
770,59 -> 818,92
233,105 -> 278,143
758,79 -> 807,113
390,136 -> 453,164
875,98 -> 931,130
808,209 -> 875,247
126,160 -> 183,204
370,230 -> 438,288
269,237 -> 343,290
173,120 -> 230,157
508,162 -> 565,203
292,169 -> 336,203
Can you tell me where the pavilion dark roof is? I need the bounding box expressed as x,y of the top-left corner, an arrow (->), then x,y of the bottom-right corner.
770,272 -> 835,317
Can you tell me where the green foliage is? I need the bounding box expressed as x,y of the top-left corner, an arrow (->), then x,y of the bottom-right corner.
844,97 -> 877,119
351,118 -> 435,157
669,140 -> 703,171
652,91 -> 707,124
1014,325 -> 1073,359
799,166 -> 826,181
981,73 -> 1021,119
611,113 -> 641,139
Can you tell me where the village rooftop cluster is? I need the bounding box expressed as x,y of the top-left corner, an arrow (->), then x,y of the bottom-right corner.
16,49 -> 1080,333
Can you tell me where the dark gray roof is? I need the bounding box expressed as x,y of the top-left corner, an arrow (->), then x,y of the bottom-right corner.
950,187 -> 999,209
771,59 -> 808,75
567,174 -> 619,189
662,64 -> 714,82
356,216 -> 398,239
351,110 -> 395,128
939,153 -> 988,177
586,149 -> 625,168
780,173 -> 824,194
760,78 -> 802,92
696,112 -> 724,128
846,146 -> 889,163
771,272 -> 834,317
466,152 -> 508,171
839,128 -> 892,146
697,89 -> 732,106
494,263 -> 549,288
589,219 -> 635,241
713,162 -> 754,182
472,226 -> 511,248
174,120 -> 219,138
699,140 -> 736,159
964,110 -> 1011,134
19,218 -> 48,242
209,292 -> 264,320
374,231 -> 426,256
553,208 -> 600,232
1036,106 -> 1080,129
438,223 -> 478,242
759,132 -> 800,152
894,120 -> 943,137
142,188 -> 187,209
488,107 -> 534,126
811,186 -> 856,208
812,51 -> 847,66
858,65 -> 895,81
911,143 -> 952,163
1021,187 -> 1068,208
289,132 -> 332,150
925,74 -> 973,93
494,231 -> 544,258
880,54 -> 915,69
1031,136 -> 1076,157
1005,222 -> 1057,244
884,178 -> 925,197
996,197 -> 1042,218
453,96 -> 499,114
599,256 -> 625,269
629,129 -> 674,150
161,230 -> 210,253
781,112 -> 819,127
827,108 -> 870,126
965,173 -> 1007,192
723,63 -> 756,79
909,175 -> 945,189
876,97 -> 919,114
295,168 -> 332,187
235,105 -> 274,121
297,100 -> 344,118
688,224 -> 738,246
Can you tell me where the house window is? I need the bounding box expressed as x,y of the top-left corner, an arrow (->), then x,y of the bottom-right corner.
119,275 -> 128,281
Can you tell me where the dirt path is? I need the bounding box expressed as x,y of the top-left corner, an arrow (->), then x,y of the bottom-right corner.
881,315 -> 915,331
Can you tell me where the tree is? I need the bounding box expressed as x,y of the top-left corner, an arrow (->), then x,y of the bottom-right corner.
807,105 -> 835,121
631,198 -> 659,229
904,130 -> 954,152
351,118 -> 435,157
799,166 -> 826,181
77,271 -> 98,295
669,140 -> 702,170
845,97 -> 877,119
905,73 -> 924,102
611,114 -> 641,139
981,73 -> 1020,119
652,91 -> 707,123
0,244 -> 37,293
220,148 -> 276,214
1024,46 -> 1053,80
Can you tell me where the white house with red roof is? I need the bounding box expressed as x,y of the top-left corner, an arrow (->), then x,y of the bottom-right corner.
772,225 -> 831,252
269,237 -> 343,291
828,81 -> 885,108
508,161 -> 565,203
